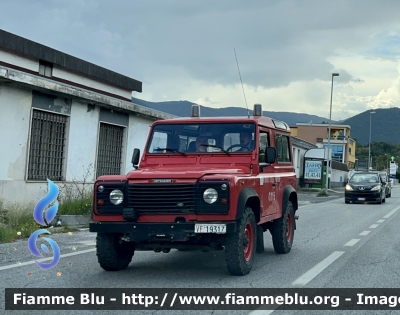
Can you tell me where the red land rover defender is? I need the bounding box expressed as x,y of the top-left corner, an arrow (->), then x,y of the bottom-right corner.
89,104 -> 298,276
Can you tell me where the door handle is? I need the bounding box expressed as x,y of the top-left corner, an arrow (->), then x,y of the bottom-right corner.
272,183 -> 277,187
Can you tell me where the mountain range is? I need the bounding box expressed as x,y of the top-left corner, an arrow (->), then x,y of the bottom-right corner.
132,97 -> 400,145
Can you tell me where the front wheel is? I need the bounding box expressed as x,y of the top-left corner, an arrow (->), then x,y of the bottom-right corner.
225,207 -> 256,276
271,201 -> 295,254
96,233 -> 135,271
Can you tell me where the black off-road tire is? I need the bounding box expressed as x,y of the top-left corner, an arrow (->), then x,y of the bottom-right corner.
225,207 -> 256,276
345,201 -> 350,204
271,201 -> 295,254
96,233 -> 135,271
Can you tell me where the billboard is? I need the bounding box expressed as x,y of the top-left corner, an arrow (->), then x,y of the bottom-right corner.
304,160 -> 323,184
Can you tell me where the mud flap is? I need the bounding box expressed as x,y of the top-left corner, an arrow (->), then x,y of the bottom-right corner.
256,225 -> 264,253
294,215 -> 299,230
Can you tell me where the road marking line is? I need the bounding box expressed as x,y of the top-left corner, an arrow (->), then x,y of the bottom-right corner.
383,206 -> 400,219
344,239 -> 360,246
359,231 -> 371,236
369,224 -> 379,229
377,219 -> 385,223
292,251 -> 345,287
0,248 -> 96,271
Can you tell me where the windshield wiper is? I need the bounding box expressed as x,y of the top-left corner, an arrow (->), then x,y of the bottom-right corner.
153,148 -> 186,156
201,144 -> 230,155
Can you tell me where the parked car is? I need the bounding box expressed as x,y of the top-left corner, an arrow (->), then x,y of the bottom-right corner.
345,172 -> 385,204
378,172 -> 391,198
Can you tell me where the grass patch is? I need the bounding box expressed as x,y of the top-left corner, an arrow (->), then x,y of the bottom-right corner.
0,163 -> 94,243
0,205 -> 41,243
317,190 -> 330,197
57,196 -> 92,215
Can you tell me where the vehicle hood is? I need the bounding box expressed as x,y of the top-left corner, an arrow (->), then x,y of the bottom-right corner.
347,182 -> 381,190
126,166 -> 247,180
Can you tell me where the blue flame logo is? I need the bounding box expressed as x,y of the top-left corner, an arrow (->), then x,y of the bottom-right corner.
28,179 -> 61,269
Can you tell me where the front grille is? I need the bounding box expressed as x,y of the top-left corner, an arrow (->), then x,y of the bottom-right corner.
127,184 -> 196,214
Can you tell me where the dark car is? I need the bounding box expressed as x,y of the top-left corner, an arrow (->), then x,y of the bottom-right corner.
345,172 -> 385,204
379,172 -> 392,198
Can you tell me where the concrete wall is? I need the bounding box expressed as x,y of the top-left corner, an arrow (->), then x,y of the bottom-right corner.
0,50 -> 38,72
0,83 -> 158,206
53,66 -> 132,100
125,115 -> 154,174
65,100 -> 100,182
330,169 -> 348,187
292,144 -> 308,186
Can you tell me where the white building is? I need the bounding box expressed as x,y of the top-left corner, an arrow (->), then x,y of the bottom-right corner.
291,136 -> 318,186
0,29 -> 174,205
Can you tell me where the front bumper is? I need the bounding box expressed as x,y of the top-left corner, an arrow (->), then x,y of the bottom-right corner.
89,221 -> 237,242
345,190 -> 382,202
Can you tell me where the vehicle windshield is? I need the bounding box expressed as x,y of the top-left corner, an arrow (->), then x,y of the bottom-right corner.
147,122 -> 256,154
349,173 -> 380,183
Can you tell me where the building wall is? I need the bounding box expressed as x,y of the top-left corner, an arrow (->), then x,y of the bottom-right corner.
0,50 -> 38,72
296,125 -> 327,143
292,144 -> 308,186
0,84 -> 158,205
331,169 -> 348,187
347,140 -> 356,168
0,84 -> 32,181
65,100 -> 100,182
52,66 -> 132,100
125,115 -> 154,174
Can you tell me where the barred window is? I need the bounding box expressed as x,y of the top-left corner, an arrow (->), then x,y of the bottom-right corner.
96,123 -> 124,178
28,110 -> 67,181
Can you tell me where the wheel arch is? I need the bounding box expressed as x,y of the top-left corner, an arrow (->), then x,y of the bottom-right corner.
236,187 -> 261,223
282,185 -> 298,214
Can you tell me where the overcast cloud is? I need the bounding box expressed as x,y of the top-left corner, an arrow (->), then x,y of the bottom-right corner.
2,0 -> 400,120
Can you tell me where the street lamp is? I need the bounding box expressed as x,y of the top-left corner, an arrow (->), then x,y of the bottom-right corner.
368,111 -> 376,171
325,73 -> 339,193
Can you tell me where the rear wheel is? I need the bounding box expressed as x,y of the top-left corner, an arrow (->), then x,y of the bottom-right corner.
96,233 -> 135,271
345,201 -> 350,204
225,207 -> 256,276
271,201 -> 295,254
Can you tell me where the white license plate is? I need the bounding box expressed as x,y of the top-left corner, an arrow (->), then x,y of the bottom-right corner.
194,224 -> 226,234
358,198 -> 366,201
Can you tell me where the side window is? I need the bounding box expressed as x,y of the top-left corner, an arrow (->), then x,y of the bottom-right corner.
275,134 -> 291,163
259,131 -> 269,163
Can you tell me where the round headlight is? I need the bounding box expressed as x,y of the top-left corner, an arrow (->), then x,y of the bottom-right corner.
110,189 -> 123,205
203,188 -> 218,204
98,185 -> 104,193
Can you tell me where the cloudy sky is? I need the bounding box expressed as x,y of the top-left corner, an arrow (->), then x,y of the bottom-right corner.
2,0 -> 400,120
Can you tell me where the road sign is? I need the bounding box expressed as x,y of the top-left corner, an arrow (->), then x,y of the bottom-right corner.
390,163 -> 397,176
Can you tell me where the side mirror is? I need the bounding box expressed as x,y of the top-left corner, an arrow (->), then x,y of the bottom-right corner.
131,148 -> 140,169
265,147 -> 276,164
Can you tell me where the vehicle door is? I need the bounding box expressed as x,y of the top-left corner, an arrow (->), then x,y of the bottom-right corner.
273,132 -> 293,215
258,127 -> 277,217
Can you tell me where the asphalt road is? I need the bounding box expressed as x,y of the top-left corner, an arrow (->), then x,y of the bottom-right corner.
1,187 -> 400,315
